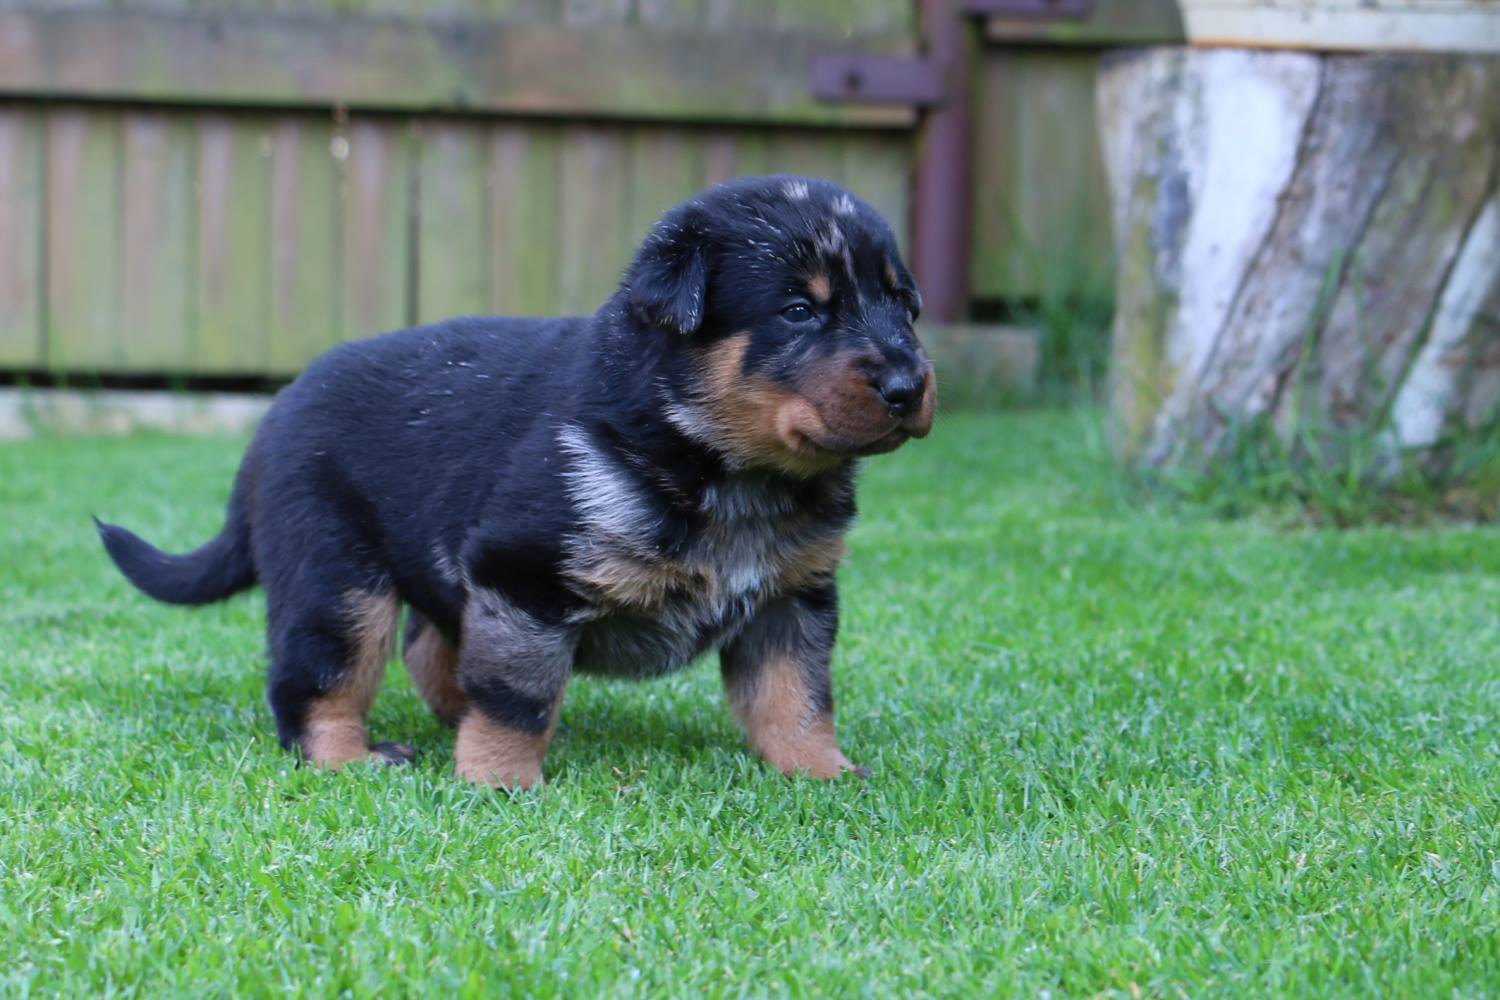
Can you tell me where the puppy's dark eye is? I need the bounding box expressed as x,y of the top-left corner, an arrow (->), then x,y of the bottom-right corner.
780,303 -> 816,325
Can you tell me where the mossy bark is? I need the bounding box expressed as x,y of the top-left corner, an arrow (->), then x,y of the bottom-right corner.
1098,48 -> 1500,472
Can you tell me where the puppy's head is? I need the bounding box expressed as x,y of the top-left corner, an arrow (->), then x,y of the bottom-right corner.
627,175 -> 935,478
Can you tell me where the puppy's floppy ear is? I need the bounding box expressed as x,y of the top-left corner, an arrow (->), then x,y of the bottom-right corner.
626,216 -> 710,336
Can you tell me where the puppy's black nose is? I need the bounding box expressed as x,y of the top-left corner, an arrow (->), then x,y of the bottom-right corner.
875,370 -> 925,418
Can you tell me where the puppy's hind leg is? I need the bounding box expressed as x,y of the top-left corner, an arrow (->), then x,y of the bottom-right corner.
267,583 -> 416,768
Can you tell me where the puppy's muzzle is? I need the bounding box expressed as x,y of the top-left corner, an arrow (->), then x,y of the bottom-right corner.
871,363 -> 936,440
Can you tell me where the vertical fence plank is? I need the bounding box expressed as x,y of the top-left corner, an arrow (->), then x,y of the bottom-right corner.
701,131 -> 771,185
0,109 -> 42,367
341,118 -> 413,339
766,132 -> 844,182
417,122 -> 489,322
841,135 -> 911,251
119,111 -> 195,372
972,54 -> 1022,299
47,108 -> 121,371
1011,52 -> 1111,300
627,129 -> 704,246
488,124 -> 561,316
269,117 -> 342,372
973,51 -> 1112,301
196,114 -> 271,373
557,126 -> 631,315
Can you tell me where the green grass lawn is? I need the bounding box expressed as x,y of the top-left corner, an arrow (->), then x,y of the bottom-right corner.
2,411 -> 1497,997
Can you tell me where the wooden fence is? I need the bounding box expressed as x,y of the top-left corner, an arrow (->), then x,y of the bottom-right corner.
0,0 -> 1160,379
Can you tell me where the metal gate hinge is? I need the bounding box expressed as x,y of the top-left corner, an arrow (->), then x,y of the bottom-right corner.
809,54 -> 946,107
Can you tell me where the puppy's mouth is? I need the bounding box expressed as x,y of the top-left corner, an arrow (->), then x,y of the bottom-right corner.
784,369 -> 936,465
799,425 -> 910,458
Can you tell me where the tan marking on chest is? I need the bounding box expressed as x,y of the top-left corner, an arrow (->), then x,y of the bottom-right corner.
567,548 -> 706,611
569,528 -> 843,615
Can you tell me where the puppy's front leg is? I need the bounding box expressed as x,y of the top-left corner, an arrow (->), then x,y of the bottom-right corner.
454,588 -> 576,790
721,587 -> 864,779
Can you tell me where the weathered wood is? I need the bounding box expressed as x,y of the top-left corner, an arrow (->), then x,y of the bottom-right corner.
700,131 -> 771,185
557,127 -> 631,315
627,129 -> 704,250
269,117 -> 342,371
487,124 -> 561,316
766,132 -> 845,185
840,135 -> 912,251
972,49 -> 1113,302
340,118 -> 413,338
46,109 -> 120,370
984,0 -> 1185,46
0,8 -> 916,127
1390,199 -> 1500,450
0,109 -> 42,367
195,115 -> 271,373
1100,49 -> 1500,470
1179,1 -> 1500,54
416,122 -> 490,322
119,111 -> 195,371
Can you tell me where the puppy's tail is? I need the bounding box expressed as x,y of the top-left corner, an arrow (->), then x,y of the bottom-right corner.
95,451 -> 258,606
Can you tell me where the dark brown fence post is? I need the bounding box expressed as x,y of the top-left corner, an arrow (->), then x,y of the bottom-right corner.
911,0 -> 975,324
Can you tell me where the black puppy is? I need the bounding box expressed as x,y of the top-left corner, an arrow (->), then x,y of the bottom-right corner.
98,175 -> 936,789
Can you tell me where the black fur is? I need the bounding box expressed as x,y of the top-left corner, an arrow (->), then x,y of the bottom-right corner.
97,175 -> 935,779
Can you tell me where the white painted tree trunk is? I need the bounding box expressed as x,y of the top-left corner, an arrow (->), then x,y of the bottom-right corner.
1098,48 -> 1500,472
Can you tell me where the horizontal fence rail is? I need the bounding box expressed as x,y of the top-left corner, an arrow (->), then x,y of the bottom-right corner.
0,8 -> 916,127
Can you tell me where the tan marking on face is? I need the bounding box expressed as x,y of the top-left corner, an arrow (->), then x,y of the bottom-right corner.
301,590 -> 399,767
698,333 -> 844,477
404,621 -> 465,727
695,333 -> 919,475
802,365 -> 890,439
806,272 -> 832,305
882,258 -> 900,291
454,706 -> 561,790
776,535 -> 847,594
726,655 -> 852,779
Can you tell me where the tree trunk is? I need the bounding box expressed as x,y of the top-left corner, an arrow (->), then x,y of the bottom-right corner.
1098,48 -> 1500,472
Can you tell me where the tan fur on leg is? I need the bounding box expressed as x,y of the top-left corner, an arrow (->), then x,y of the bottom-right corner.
454,706 -> 560,790
727,655 -> 855,779
405,622 -> 466,726
301,590 -> 400,768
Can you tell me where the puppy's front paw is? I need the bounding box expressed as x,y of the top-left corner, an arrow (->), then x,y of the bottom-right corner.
455,758 -> 543,791
454,712 -> 549,790
763,745 -> 866,780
